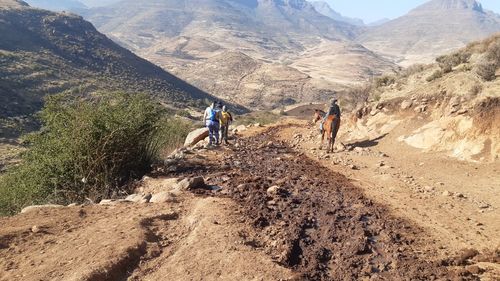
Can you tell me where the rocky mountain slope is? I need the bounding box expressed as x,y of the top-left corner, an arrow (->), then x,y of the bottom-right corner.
358,0 -> 500,66
0,0 -> 233,120
80,0 -> 397,108
310,1 -> 364,26
350,34 -> 500,162
175,51 -> 340,109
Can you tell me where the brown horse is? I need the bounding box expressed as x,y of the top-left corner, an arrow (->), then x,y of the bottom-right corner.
313,109 -> 340,153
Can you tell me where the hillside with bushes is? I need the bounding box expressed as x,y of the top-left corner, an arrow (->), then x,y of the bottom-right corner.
0,1 -> 236,124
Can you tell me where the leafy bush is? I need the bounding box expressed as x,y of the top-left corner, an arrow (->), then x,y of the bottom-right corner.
374,75 -> 396,88
0,92 -> 190,215
399,64 -> 428,78
426,69 -> 443,82
436,52 -> 471,73
475,58 -> 497,81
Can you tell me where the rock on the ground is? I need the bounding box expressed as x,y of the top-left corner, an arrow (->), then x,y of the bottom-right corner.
31,225 -> 40,233
442,191 -> 452,197
266,185 -> 282,196
184,128 -> 209,147
401,100 -> 413,110
21,204 -> 65,214
233,125 -> 247,133
177,176 -> 206,190
150,192 -> 177,203
125,193 -> 152,203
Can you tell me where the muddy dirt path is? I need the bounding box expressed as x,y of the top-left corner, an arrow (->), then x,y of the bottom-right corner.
164,125 -> 491,280
1,124 -> 497,281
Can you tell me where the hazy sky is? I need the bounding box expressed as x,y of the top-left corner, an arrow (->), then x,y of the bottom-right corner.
327,0 -> 500,23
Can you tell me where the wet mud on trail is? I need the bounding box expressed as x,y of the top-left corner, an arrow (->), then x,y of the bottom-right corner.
166,125 -> 486,280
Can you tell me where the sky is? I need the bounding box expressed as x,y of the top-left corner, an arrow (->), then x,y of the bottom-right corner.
327,0 -> 500,24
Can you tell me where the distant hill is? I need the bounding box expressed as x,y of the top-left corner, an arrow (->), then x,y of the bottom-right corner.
24,0 -> 87,11
176,51 -> 341,109
310,1 -> 364,26
358,0 -> 500,66
0,0 -> 237,120
80,0 -> 399,108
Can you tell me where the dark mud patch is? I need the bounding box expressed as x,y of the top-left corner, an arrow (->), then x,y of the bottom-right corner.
166,127 -> 485,280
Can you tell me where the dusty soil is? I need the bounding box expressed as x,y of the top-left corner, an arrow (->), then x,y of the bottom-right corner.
0,122 -> 498,280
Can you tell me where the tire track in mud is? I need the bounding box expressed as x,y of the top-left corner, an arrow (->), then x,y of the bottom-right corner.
170,127 -> 480,280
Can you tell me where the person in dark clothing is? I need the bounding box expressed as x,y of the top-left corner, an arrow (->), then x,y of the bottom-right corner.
320,98 -> 341,133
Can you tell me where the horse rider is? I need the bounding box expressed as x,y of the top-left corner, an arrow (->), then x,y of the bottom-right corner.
320,98 -> 341,135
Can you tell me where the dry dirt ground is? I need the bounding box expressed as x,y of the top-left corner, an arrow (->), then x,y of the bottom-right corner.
0,122 -> 499,280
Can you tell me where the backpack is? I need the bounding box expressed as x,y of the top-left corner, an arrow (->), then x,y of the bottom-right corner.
221,111 -> 232,124
209,108 -> 219,121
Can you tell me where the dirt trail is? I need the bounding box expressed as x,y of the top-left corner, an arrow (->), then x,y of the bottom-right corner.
0,123 -> 498,280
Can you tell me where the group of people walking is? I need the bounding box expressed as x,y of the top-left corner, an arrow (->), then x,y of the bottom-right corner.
203,101 -> 233,146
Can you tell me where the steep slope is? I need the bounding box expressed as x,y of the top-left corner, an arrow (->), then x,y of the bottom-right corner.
83,0 -> 357,56
350,34 -> 500,162
24,0 -> 87,11
0,1 -> 233,120
358,0 -> 500,66
310,1 -> 364,26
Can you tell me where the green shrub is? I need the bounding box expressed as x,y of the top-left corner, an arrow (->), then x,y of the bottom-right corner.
426,69 -> 443,82
374,75 -> 396,88
436,52 -> 471,73
475,58 -> 497,81
0,92 -> 190,215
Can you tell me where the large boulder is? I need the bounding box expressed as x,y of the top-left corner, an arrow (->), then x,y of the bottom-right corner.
184,128 -> 209,147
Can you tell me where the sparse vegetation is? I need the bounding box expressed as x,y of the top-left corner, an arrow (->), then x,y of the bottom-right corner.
426,69 -> 443,82
436,52 -> 471,73
0,92 -> 190,216
374,74 -> 396,88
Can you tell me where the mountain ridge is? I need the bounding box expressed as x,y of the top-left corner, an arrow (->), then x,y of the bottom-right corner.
0,2 -> 244,120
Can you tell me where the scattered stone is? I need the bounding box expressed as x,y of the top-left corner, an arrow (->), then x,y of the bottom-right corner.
67,203 -> 78,207
21,205 -> 65,214
254,123 -> 262,127
184,128 -> 209,147
478,203 -> 490,209
177,176 -> 206,190
354,147 -> 363,153
126,193 -> 152,203
454,193 -> 466,199
31,226 -> 40,233
267,185 -> 281,196
442,191 -> 452,197
350,164 -> 359,170
150,192 -> 177,203
234,125 -> 247,133
401,100 -> 413,110
424,186 -> 435,192
99,199 -> 117,205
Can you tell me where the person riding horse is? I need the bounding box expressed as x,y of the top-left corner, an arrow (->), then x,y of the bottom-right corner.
317,99 -> 341,152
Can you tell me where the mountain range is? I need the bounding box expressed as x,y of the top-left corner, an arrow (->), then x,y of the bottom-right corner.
4,0 -> 500,113
310,1 -> 364,26
358,0 -> 500,65
0,0 -> 234,120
